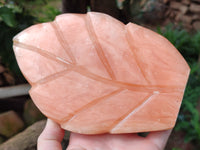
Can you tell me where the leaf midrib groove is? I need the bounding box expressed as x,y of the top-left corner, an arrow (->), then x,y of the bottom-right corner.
13,40 -> 183,93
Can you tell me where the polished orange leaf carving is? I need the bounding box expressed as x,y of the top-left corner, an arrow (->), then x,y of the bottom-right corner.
13,12 -> 190,134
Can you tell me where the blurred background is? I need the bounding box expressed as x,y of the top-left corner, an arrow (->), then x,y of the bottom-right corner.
0,0 -> 199,150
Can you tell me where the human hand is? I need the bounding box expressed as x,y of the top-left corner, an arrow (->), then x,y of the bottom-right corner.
38,119 -> 172,150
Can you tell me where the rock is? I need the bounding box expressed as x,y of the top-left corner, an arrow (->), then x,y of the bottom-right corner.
170,1 -> 188,14
192,14 -> 200,20
163,0 -> 169,4
23,99 -> 46,126
0,120 -> 70,150
0,120 -> 46,150
190,3 -> 200,13
169,10 -> 179,19
3,72 -> 15,85
182,15 -> 193,24
182,0 -> 190,5
179,4 -> 188,14
0,65 -> 5,74
170,1 -> 184,10
193,21 -> 200,30
0,111 -> 24,137
175,12 -> 182,21
176,14 -> 193,24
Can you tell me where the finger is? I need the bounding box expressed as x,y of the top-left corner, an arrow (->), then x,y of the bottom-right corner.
66,133 -> 111,150
67,133 -> 98,150
67,132 -> 145,150
147,129 -> 172,150
38,119 -> 65,150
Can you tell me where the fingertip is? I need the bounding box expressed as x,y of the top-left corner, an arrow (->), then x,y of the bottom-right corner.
66,133 -> 87,150
40,119 -> 65,141
147,129 -> 172,150
37,119 -> 65,150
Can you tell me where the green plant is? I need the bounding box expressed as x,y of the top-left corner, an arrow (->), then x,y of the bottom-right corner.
157,25 -> 200,64
176,85 -> 200,142
157,25 -> 200,146
175,63 -> 200,143
0,5 -> 17,27
172,148 -> 183,150
36,5 -> 61,23
0,1 -> 35,82
19,0 -> 61,23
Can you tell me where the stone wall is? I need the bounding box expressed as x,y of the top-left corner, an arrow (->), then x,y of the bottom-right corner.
164,0 -> 200,31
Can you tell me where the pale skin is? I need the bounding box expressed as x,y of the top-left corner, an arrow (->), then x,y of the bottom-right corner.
38,119 -> 172,150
